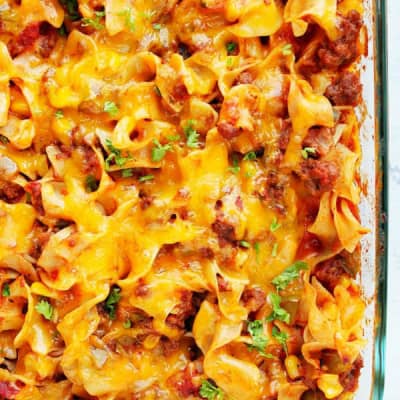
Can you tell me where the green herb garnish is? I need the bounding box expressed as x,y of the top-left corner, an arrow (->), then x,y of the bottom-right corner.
58,24 -> 67,37
151,139 -> 172,162
270,217 -> 281,233
139,175 -> 154,182
2,283 -> 10,297
301,147 -> 317,159
59,0 -> 81,21
272,242 -> 278,257
123,319 -> 132,329
199,380 -> 224,399
105,139 -> 132,169
122,169 -> 133,178
225,41 -> 237,55
254,242 -> 261,263
184,120 -> 200,148
247,320 -> 274,358
243,151 -> 257,161
228,155 -> 240,174
82,11 -> 105,30
271,261 -> 308,291
55,110 -> 64,119
166,134 -> 180,142
103,101 -> 119,117
272,326 -> 289,355
85,175 -> 99,192
266,293 -> 290,324
119,8 -> 136,32
104,287 -> 121,320
35,299 -> 54,321
282,43 -> 293,56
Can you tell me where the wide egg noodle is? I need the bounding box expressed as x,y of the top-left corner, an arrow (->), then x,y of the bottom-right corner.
285,77 -> 334,166
227,0 -> 283,38
193,301 -> 264,400
284,0 -> 338,40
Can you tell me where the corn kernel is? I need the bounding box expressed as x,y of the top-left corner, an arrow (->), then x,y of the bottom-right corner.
36,154 -> 49,177
317,373 -> 344,399
49,86 -> 81,108
10,88 -> 30,117
12,119 -> 35,149
143,334 -> 160,350
51,117 -> 75,145
285,355 -> 302,380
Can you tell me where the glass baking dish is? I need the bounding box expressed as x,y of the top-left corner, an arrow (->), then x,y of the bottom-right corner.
357,0 -> 388,398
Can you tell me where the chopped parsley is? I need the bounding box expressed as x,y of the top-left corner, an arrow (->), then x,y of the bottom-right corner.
152,23 -> 162,31
282,43 -> 293,56
267,293 -> 290,324
105,139 -> 132,169
228,155 -> 240,174
243,151 -> 257,161
199,380 -> 223,400
225,41 -> 237,55
2,283 -> 10,297
35,299 -> 54,321
272,242 -> 278,257
239,240 -> 251,248
301,147 -> 317,159
58,24 -> 67,37
272,326 -> 289,355
55,110 -> 64,119
123,319 -> 132,329
59,0 -> 81,21
103,101 -> 119,117
271,261 -> 308,291
119,8 -> 136,32
151,139 -> 172,162
254,242 -> 261,263
166,134 -> 180,142
184,120 -> 200,148
82,11 -> 105,30
121,169 -> 133,178
226,56 -> 233,67
104,287 -> 121,320
247,320 -> 274,358
139,174 -> 154,182
270,217 -> 281,233
85,175 -> 99,192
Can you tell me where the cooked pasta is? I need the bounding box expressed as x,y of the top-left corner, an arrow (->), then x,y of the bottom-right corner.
0,1 -> 367,399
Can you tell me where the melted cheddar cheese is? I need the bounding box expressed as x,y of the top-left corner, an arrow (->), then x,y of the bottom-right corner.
0,1 -> 367,399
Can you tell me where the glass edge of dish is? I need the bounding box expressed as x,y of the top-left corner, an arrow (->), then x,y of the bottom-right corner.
373,0 -> 389,398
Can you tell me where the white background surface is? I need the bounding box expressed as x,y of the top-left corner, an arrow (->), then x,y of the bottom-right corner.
385,0 -> 398,398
